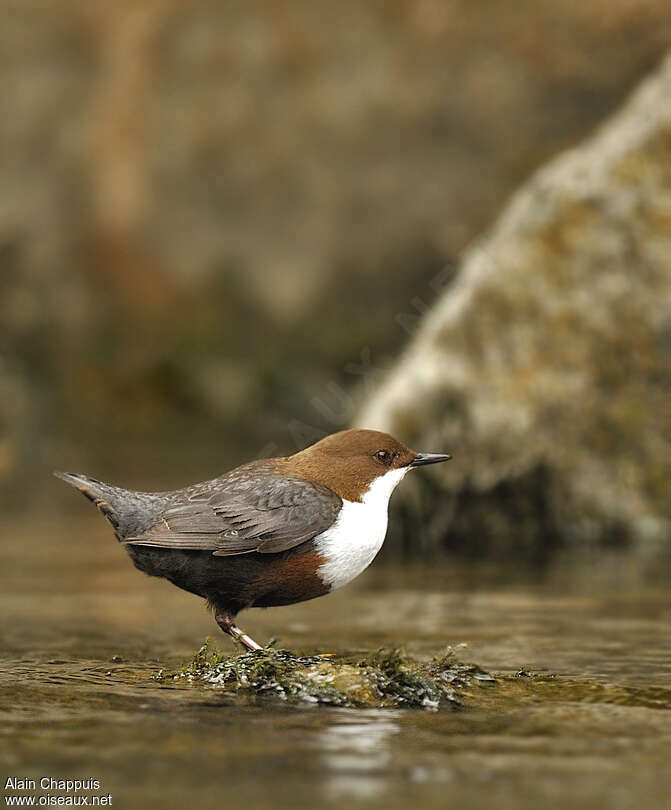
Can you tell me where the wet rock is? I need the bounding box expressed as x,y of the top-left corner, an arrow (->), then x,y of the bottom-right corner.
156,641 -> 493,710
359,55 -> 671,557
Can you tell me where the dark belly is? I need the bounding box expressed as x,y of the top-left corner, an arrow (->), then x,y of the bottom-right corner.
124,542 -> 330,614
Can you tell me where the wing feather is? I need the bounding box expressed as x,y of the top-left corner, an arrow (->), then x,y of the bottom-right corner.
123,468 -> 341,556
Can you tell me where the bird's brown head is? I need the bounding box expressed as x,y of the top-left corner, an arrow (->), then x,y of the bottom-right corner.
285,428 -> 451,502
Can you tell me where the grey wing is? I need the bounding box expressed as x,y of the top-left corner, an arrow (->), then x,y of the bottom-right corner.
123,472 -> 342,556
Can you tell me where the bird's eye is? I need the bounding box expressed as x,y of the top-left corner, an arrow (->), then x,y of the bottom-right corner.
375,449 -> 392,465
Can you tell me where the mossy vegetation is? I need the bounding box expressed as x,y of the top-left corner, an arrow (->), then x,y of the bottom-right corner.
155,640 -> 496,709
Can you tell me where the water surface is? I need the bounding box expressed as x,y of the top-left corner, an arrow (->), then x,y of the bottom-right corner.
2,517 -> 671,809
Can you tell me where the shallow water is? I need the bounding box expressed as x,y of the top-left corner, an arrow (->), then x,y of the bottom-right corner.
2,516 -> 671,809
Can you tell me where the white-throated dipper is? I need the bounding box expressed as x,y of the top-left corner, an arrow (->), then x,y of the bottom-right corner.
56,429 -> 450,650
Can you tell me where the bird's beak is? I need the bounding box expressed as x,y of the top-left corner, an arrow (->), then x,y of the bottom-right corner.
409,452 -> 452,467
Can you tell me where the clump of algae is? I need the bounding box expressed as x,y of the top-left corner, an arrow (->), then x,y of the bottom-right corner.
155,640 -> 496,709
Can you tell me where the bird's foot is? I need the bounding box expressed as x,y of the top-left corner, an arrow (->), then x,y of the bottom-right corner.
215,612 -> 262,652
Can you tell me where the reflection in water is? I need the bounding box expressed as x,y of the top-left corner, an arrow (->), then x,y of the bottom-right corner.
318,711 -> 400,801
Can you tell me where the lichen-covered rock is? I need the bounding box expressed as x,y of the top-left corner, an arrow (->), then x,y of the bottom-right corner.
359,55 -> 671,557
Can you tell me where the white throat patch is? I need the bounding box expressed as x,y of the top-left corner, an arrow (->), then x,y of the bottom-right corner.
314,466 -> 408,591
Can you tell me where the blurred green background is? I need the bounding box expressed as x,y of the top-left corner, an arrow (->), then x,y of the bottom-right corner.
2,0 -> 670,559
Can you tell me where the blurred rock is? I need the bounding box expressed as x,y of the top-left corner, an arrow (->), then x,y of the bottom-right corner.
3,1 -> 671,509
359,55 -> 671,558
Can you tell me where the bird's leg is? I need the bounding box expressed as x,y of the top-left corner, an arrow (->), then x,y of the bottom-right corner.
214,611 -> 263,651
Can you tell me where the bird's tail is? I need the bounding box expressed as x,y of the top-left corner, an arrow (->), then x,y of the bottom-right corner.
54,471 -> 125,535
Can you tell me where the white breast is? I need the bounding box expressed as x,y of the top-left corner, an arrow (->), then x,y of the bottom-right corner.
314,467 -> 408,591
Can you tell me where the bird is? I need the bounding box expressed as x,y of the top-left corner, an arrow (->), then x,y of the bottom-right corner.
55,429 -> 451,650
